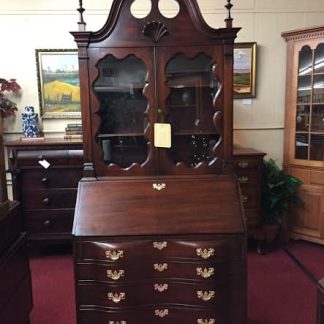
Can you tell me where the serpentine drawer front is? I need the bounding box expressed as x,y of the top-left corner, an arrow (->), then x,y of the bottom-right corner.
73,176 -> 247,324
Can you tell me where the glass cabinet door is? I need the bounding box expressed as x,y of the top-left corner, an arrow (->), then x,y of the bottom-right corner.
93,54 -> 149,168
164,52 -> 221,168
295,44 -> 324,162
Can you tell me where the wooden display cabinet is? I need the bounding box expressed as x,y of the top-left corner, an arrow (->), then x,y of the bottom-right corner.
282,26 -> 324,244
71,1 -> 247,323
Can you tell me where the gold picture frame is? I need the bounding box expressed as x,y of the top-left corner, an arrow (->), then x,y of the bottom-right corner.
36,49 -> 81,119
233,42 -> 257,99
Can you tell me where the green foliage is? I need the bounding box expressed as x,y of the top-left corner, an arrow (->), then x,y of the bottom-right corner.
262,158 -> 303,225
0,78 -> 21,118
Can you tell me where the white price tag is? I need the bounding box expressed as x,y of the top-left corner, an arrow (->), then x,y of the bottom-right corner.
154,123 -> 171,148
38,159 -> 50,169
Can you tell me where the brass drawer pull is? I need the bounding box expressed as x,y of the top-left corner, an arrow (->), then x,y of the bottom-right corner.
154,283 -> 168,292
107,292 -> 125,303
238,160 -> 249,168
108,321 -> 127,324
196,248 -> 214,259
105,250 -> 124,261
241,195 -> 249,204
197,290 -> 215,302
155,309 -> 169,318
153,241 -> 167,250
197,319 -> 215,324
106,269 -> 125,280
196,267 -> 215,278
238,176 -> 248,184
152,183 -> 166,191
154,263 -> 168,272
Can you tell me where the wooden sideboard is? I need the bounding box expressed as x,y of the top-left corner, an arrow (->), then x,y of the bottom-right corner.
233,147 -> 266,232
0,201 -> 32,324
73,175 -> 247,324
317,277 -> 324,324
5,138 -> 83,245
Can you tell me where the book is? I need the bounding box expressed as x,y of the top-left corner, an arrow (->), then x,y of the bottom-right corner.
64,134 -> 83,140
20,136 -> 45,142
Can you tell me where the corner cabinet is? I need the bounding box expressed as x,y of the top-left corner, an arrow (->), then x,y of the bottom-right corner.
282,26 -> 324,245
71,1 -> 247,323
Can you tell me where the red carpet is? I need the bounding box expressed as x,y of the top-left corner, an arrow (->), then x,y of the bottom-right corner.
29,241 -> 323,324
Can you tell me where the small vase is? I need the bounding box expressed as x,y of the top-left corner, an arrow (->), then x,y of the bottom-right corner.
22,106 -> 39,138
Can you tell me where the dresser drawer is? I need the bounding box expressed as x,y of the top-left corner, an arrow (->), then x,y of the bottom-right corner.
76,237 -> 244,262
235,171 -> 258,186
25,209 -> 74,234
22,189 -> 77,209
21,168 -> 82,189
76,258 -> 245,283
77,277 -> 244,307
78,306 -> 226,324
15,149 -> 83,167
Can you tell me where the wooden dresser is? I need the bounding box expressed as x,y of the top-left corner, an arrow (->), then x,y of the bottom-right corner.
74,176 -> 247,324
233,147 -> 266,232
0,201 -> 33,324
5,138 -> 83,245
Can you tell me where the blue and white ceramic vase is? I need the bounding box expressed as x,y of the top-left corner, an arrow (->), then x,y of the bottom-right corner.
22,106 -> 39,138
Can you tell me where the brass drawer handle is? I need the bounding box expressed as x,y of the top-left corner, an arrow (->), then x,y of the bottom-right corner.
153,241 -> 167,250
108,321 -> 127,324
155,309 -> 169,318
238,160 -> 249,168
197,290 -> 215,302
105,250 -> 124,261
154,263 -> 168,272
197,320 -> 215,324
154,283 -> 168,292
196,248 -> 215,259
106,269 -> 125,280
241,195 -> 249,204
107,292 -> 125,303
196,267 -> 215,278
152,183 -> 166,191
238,176 -> 248,184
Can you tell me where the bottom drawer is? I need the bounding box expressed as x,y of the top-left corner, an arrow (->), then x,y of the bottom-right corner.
78,304 -> 246,324
25,209 -> 74,234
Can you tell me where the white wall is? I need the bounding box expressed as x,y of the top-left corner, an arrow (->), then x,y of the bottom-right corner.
1,0 -> 324,163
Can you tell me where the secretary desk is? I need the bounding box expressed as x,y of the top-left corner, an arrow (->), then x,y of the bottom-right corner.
71,1 -> 247,323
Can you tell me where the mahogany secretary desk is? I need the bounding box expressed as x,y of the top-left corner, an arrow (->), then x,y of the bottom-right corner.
71,1 -> 247,323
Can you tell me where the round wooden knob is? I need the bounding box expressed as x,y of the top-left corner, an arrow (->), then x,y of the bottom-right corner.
43,197 -> 50,205
43,220 -> 51,228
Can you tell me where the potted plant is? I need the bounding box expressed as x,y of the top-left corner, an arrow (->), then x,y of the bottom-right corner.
0,78 -> 21,118
262,158 -> 303,243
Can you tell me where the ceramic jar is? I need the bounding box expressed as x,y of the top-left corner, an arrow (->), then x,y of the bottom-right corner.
22,106 -> 39,137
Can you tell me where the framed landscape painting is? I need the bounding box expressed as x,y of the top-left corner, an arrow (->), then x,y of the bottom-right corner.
233,42 -> 257,99
36,49 -> 81,118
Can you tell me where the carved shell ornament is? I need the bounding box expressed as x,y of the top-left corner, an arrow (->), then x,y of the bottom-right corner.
142,20 -> 169,43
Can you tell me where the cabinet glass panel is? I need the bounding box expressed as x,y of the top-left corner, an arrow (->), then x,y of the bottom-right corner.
295,134 -> 309,160
314,43 -> 324,74
297,46 -> 313,104
311,105 -> 324,132
296,105 -> 310,132
94,55 -> 148,167
165,53 -> 220,166
313,75 -> 324,103
310,134 -> 324,161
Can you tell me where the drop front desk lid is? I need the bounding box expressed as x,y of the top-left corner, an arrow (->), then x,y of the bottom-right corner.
73,175 -> 246,237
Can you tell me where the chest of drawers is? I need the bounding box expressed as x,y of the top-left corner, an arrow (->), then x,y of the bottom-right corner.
73,175 -> 247,324
6,138 -> 83,244
233,147 -> 266,231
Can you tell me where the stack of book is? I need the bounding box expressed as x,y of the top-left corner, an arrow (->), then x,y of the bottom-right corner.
64,123 -> 83,140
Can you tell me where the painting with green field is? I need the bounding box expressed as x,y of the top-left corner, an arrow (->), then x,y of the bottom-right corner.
36,49 -> 81,118
233,42 -> 256,99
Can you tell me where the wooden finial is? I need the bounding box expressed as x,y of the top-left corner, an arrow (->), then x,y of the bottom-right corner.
225,0 -> 233,28
77,0 -> 86,31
